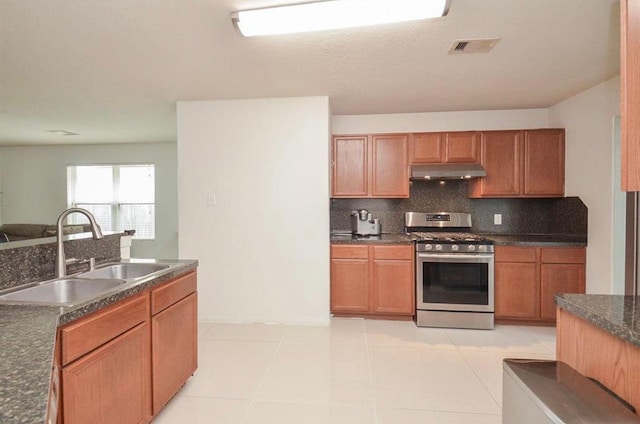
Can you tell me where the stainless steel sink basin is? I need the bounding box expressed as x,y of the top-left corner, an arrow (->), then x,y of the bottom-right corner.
0,278 -> 126,306
78,263 -> 171,280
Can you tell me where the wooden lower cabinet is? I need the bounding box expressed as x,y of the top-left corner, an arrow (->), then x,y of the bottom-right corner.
330,258 -> 369,312
371,259 -> 414,314
495,261 -> 538,319
152,292 -> 198,414
62,323 -> 151,424
557,308 -> 640,412
330,244 -> 414,317
540,263 -> 585,320
494,246 -> 585,324
58,271 -> 198,424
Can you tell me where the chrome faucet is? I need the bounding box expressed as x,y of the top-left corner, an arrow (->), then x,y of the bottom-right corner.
55,208 -> 104,278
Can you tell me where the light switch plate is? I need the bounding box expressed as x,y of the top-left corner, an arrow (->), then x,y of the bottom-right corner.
494,214 -> 502,225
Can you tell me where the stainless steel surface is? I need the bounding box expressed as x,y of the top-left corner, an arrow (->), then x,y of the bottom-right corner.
625,192 -> 638,296
0,278 -> 126,306
55,208 -> 103,278
405,212 -> 472,228
416,243 -> 494,253
410,163 -> 486,180
78,262 -> 171,280
416,310 -> 494,329
502,359 -> 640,424
350,209 -> 381,236
416,252 -> 495,312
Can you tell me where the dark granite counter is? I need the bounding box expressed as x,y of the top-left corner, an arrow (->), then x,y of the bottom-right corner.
482,233 -> 587,247
0,259 -> 198,424
330,232 -> 414,244
555,294 -> 640,347
330,232 -> 586,247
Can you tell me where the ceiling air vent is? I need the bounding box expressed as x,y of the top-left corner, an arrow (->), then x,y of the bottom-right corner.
448,38 -> 500,54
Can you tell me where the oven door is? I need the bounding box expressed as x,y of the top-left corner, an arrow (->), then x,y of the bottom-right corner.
416,252 -> 494,312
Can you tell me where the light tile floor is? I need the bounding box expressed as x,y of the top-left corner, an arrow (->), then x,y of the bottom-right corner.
153,318 -> 556,424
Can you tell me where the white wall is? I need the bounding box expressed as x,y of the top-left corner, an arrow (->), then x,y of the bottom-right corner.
548,76 -> 621,294
177,97 -> 331,325
0,143 -> 178,259
332,109 -> 549,133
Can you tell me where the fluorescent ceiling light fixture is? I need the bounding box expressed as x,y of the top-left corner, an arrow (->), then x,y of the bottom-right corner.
232,0 -> 450,37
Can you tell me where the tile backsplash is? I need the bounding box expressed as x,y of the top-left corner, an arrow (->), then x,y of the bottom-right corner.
330,179 -> 587,235
0,234 -> 122,291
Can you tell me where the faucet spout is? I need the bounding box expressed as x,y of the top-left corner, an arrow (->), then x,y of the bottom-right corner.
56,208 -> 104,278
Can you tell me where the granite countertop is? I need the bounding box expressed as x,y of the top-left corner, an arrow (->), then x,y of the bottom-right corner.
0,259 -> 198,424
555,294 -> 640,347
330,232 -> 586,247
330,232 -> 414,244
481,233 -> 587,247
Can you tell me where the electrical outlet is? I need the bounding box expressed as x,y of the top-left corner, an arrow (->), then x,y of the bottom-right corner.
207,194 -> 217,206
494,214 -> 502,225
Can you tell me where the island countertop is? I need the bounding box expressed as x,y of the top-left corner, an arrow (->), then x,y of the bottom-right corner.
555,293 -> 640,347
0,259 -> 198,424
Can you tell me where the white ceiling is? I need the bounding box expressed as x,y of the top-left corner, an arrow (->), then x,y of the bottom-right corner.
0,0 -> 620,146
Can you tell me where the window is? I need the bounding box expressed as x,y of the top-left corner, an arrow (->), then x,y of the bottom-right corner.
66,164 -> 155,239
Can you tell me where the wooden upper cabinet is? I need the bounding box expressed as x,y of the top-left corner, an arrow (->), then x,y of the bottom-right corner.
523,129 -> 565,197
469,131 -> 522,197
445,131 -> 479,163
469,129 -> 565,198
371,134 -> 410,197
332,136 -> 368,197
622,0 -> 640,191
410,131 -> 478,164
332,134 -> 409,198
410,132 -> 443,163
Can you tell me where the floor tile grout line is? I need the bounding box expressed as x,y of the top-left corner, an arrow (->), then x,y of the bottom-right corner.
358,318 -> 380,424
237,330 -> 286,424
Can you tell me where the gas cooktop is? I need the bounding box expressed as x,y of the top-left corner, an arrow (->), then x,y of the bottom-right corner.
410,232 -> 493,244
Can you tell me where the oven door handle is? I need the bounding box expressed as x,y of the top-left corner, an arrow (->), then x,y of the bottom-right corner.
416,253 -> 494,261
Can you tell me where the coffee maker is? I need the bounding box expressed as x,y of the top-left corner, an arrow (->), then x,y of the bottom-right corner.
350,209 -> 381,236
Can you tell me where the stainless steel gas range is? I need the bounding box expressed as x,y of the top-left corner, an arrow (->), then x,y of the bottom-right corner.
406,212 -> 495,330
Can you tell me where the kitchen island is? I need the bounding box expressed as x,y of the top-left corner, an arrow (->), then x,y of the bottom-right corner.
0,259 -> 198,424
556,294 -> 640,412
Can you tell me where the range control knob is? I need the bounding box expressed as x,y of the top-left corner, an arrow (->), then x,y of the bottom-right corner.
467,245 -> 476,251
424,244 -> 433,251
451,245 -> 459,251
478,245 -> 487,252
435,244 -> 443,251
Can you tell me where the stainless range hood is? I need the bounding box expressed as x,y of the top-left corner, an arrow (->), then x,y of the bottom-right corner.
411,163 -> 487,180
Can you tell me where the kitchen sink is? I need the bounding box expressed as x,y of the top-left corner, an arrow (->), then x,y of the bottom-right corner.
78,263 -> 172,280
0,278 -> 126,306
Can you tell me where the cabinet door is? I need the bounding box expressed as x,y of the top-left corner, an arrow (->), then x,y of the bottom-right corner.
152,293 -> 198,414
469,131 -> 522,197
330,258 -> 369,312
523,130 -> 565,196
622,0 -> 640,191
540,263 -> 585,320
494,262 -> 538,319
410,132 -> 443,163
62,323 -> 152,424
371,259 -> 414,315
445,131 -> 479,163
332,136 -> 368,197
371,134 -> 410,197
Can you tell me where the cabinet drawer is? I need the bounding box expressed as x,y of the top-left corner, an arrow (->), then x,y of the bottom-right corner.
495,246 -> 537,263
61,293 -> 149,365
372,245 -> 413,260
541,248 -> 585,264
152,271 -> 198,315
331,244 -> 369,259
